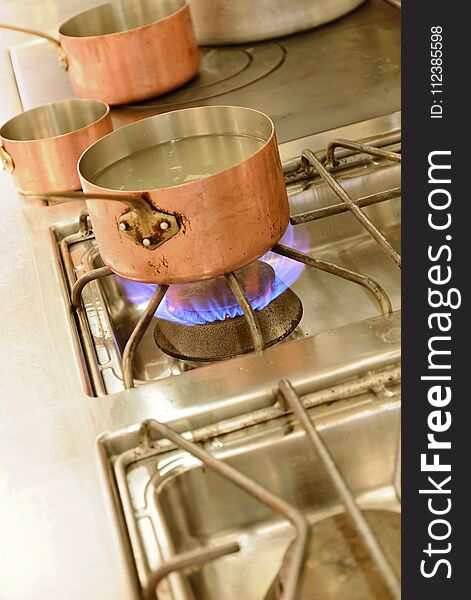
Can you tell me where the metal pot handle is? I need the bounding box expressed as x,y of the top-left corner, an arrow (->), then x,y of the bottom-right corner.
25,190 -> 181,250
0,144 -> 14,173
0,23 -> 68,70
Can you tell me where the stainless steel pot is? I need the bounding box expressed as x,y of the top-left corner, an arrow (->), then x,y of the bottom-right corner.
0,0 -> 199,105
76,105 -> 289,284
187,0 -> 367,45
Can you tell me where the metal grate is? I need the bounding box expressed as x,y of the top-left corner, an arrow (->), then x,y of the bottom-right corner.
112,371 -> 401,600
58,136 -> 400,391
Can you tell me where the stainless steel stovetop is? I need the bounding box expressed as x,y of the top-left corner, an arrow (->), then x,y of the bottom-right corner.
1,1 -> 401,598
9,0 -> 400,142
54,135 -> 400,397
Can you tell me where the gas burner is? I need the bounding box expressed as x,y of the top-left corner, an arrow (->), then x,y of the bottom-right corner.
154,261 -> 303,361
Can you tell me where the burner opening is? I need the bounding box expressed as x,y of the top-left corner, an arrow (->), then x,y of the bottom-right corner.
154,262 -> 303,362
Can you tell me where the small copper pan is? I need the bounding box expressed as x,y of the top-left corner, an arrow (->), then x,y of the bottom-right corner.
0,0 -> 199,105
0,99 -> 112,194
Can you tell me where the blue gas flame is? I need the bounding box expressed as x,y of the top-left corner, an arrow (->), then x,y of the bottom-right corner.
117,224 -> 308,325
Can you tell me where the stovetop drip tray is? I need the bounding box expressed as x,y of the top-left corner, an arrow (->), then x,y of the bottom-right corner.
99,378 -> 400,600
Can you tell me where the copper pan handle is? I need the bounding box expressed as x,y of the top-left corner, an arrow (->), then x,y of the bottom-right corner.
0,23 -> 68,70
25,190 -> 181,250
0,144 -> 14,173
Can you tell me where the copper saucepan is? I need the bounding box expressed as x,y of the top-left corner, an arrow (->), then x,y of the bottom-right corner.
36,106 -> 289,284
0,0 -> 199,105
0,99 -> 112,194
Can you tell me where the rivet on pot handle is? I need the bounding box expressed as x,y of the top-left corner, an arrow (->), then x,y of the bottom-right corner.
24,191 -> 181,250
0,24 -> 68,70
0,145 -> 14,174
117,201 -> 179,250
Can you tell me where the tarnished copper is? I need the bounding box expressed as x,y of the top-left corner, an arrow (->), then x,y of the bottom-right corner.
0,99 -> 112,194
1,0 -> 199,106
78,106 -> 290,284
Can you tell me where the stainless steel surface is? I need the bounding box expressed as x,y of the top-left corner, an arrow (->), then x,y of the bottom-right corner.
187,0 -> 366,45
0,1 -> 401,596
56,137 -> 400,394
8,0 -> 400,143
138,419 -> 310,600
278,380 -> 400,600
265,510 -> 400,600
101,386 -> 400,599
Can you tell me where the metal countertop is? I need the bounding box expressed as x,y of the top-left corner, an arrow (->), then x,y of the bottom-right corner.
0,2 -> 400,598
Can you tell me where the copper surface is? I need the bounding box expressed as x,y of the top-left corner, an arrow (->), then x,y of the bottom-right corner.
59,2 -> 199,105
0,99 -> 112,194
79,106 -> 290,284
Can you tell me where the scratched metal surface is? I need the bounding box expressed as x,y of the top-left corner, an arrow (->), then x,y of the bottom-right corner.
0,2 -> 400,598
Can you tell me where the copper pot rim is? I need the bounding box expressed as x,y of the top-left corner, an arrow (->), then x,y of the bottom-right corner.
78,105 -> 276,194
0,98 -> 110,144
58,0 -> 189,40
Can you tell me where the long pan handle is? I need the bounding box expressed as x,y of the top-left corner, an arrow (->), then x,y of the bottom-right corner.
0,23 -> 68,69
25,190 -> 181,251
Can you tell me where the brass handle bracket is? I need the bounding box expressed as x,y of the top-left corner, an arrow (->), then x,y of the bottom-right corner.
22,190 -> 181,250
118,201 -> 180,250
0,145 -> 14,173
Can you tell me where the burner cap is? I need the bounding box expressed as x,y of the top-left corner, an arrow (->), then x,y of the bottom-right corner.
154,287 -> 303,362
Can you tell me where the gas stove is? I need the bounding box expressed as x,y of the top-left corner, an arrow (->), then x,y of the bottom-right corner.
0,1 -> 401,599
57,131 -> 401,598
52,131 -> 400,396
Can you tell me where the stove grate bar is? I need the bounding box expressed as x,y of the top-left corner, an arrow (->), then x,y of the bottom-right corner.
290,186 -> 401,225
138,418 -> 310,600
273,244 -> 393,316
144,541 -> 241,600
224,271 -> 266,353
130,373 -> 400,598
300,147 -> 401,268
71,266 -> 113,308
325,139 -> 401,168
122,284 -> 169,389
59,211 -> 108,397
277,379 -> 401,600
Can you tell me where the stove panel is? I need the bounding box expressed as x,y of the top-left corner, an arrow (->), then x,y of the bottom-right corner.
9,0 -> 399,144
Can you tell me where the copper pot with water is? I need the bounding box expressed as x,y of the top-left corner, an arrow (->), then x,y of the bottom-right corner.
74,105 -> 289,284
